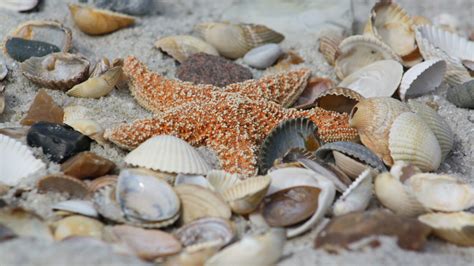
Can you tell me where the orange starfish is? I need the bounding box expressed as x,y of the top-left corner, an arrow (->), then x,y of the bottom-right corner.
105,57 -> 358,175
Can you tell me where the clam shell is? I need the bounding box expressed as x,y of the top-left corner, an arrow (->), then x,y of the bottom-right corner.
221,175 -> 271,214
388,112 -> 441,171
174,217 -> 234,248
0,208 -> 53,241
124,135 -> 211,175
88,174 -> 117,193
37,174 -> 89,199
195,22 -> 284,59
332,169 -> 373,216
53,215 -> 104,241
21,53 -> 90,91
155,35 -> 219,63
312,87 -> 363,113
447,79 -> 474,109
205,228 -> 285,266
338,60 -> 403,98
0,60 -> 7,81
258,118 -> 320,175
419,212 -> 474,246
206,170 -> 241,194
0,0 -> 39,11
0,134 -> 45,186
64,119 -> 106,145
319,33 -> 343,66
335,35 -> 401,79
116,168 -> 180,222
407,100 -> 454,160
66,66 -> 122,98
174,184 -> 231,224
174,174 -> 213,190
399,59 -> 447,100
92,183 -> 127,224
52,200 -> 98,217
68,4 -> 135,35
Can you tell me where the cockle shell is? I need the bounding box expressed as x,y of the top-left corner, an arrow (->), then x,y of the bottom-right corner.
221,175 -> 271,214
66,66 -> 122,98
205,228 -> 285,266
21,53 -> 90,91
332,169 -> 373,216
124,135 -> 212,175
400,59 -> 447,100
174,217 -> 235,249
338,60 -> 403,98
319,33 -> 343,66
447,79 -> 474,109
206,170 -> 241,194
0,134 -> 45,187
419,212 -> 474,246
155,35 -> 219,63
311,87 -> 363,114
412,15 -> 432,26
195,22 -> 284,59
68,4 -> 135,35
0,0 -> 39,11
52,200 -> 98,217
335,35 -> 400,79
37,174 -> 89,199
53,215 -> 104,240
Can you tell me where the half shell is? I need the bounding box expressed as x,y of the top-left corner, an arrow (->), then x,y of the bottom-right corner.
399,59 -> 447,100
174,217 -> 234,248
332,169 -> 373,216
312,87 -> 363,113
174,174 -> 213,190
292,77 -> 334,109
447,79 -> 474,109
419,212 -> 474,246
155,35 -> 219,63
53,215 -> 104,240
66,66 -> 122,98
221,175 -> 271,214
206,170 -> 241,194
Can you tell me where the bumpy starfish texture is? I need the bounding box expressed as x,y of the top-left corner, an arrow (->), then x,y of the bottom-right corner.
106,57 -> 358,175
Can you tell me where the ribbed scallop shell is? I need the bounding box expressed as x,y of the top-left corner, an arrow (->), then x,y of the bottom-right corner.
155,35 -> 219,63
388,112 -> 441,171
221,175 -> 270,214
447,80 -> 474,109
21,53 -> 90,91
66,66 -> 121,98
335,35 -> 401,79
318,33 -> 343,66
0,134 -> 45,186
206,170 -> 241,194
174,217 -> 235,249
407,100 -> 454,160
399,59 -> 447,100
419,212 -> 474,246
125,135 -> 211,175
313,87 -> 363,114
332,168 -> 373,216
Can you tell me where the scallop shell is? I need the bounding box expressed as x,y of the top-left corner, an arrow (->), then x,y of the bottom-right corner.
68,4 -> 135,35
399,59 -> 447,100
52,200 -> 98,217
66,66 -> 122,98
335,35 -> 401,79
388,112 -> 441,171
37,174 -> 89,199
221,175 -> 271,214
0,134 -> 45,187
312,87 -> 363,113
407,100 -> 454,160
338,60 -> 403,98
0,60 -> 7,81
174,174 -> 213,190
267,167 -> 335,238
319,33 -> 343,66
349,97 -> 410,165
333,168 -> 373,216
0,0 -> 39,11
116,168 -> 180,223
195,22 -> 284,59
53,215 -> 104,241
174,184 -> 231,224
419,212 -> 474,246
174,217 -> 235,249
447,79 -> 474,109
258,118 -> 320,175
124,135 -> 211,175
155,35 -> 219,63
21,53 -> 90,91
206,170 -> 241,194
205,228 -> 285,266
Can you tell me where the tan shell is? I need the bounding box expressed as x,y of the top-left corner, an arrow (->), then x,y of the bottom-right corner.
412,16 -> 432,26
318,33 -> 343,66
155,35 -> 219,63
0,208 -> 53,241
174,184 -> 231,224
195,22 -> 284,59
64,119 -> 106,145
206,170 -> 241,194
174,217 -> 235,249
89,57 -> 111,77
53,215 -> 104,240
66,67 -> 122,98
88,175 -> 117,193
419,212 -> 474,246
37,174 -> 89,199
221,175 -> 270,214
68,4 -> 135,35
313,87 -> 363,114
332,151 -> 369,179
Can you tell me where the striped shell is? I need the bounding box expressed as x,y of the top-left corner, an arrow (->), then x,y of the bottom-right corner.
206,170 -> 241,194
221,175 -> 270,214
332,168 -> 373,216
399,59 -> 447,100
318,33 -> 343,66
155,35 -> 219,63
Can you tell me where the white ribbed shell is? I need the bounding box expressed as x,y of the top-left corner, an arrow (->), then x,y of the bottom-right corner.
400,59 -> 446,100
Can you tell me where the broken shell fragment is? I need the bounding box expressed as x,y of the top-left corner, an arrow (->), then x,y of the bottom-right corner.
221,175 -> 271,214
53,215 -> 104,240
66,66 -> 122,98
155,35 -> 219,63
174,217 -> 235,248
332,169 -> 373,216
399,59 -> 447,100
447,79 -> 474,109
419,212 -> 474,246
37,174 -> 89,198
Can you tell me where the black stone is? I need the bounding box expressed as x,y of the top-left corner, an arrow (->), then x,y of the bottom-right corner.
5,37 -> 60,62
27,122 -> 92,163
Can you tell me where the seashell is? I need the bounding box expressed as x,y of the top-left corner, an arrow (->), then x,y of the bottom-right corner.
89,57 -> 111,77
0,85 -> 5,115
21,53 -> 90,91
462,60 -> 474,75
407,173 -> 474,212
154,35 -> 219,63
263,51 -> 304,75
447,79 -> 474,109
221,175 -> 271,214
338,60 -> 403,98
63,105 -> 93,122
68,4 -> 135,35
319,33 -> 343,66
64,119 -> 106,145
433,13 -> 460,34
0,208 -> 53,241
125,135 -> 212,175
88,174 -> 117,193
116,168 -> 180,222
66,66 -> 122,98
53,215 -> 104,241
195,22 -> 284,59
258,118 -> 320,175
292,77 -> 334,110
312,87 -> 363,113
52,200 -> 97,218
407,100 -> 454,160
399,59 -> 446,100
206,170 -> 241,194
419,212 -> 474,246
332,169 -> 373,216
205,228 -> 285,266
174,174 -> 213,190
0,60 -> 7,81
92,183 -> 128,224
315,141 -> 387,179
243,43 -> 283,69
0,134 -> 45,187
412,16 -> 432,26
388,112 -> 441,171
0,0 -> 39,11
165,241 -> 220,266
334,35 -> 400,79
349,97 -> 410,165
267,167 -> 335,238
175,184 -> 231,224
37,174 -> 89,199
174,217 -> 234,248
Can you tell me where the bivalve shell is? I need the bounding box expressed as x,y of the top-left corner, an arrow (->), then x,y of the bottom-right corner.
447,79 -> 474,109
52,200 -> 98,217
332,169 -> 373,216
419,212 -> 474,246
0,0 -> 39,11
155,35 -> 219,63
64,119 -> 106,145
53,215 -> 104,240
206,170 -> 241,194
319,33 -> 343,66
399,59 -> 447,100
311,87 -> 363,114
66,66 -> 122,98
0,208 -> 53,241
174,217 -> 234,249
174,174 -> 213,190
221,175 -> 271,214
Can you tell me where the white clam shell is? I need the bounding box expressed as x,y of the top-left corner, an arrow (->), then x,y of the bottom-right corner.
0,134 -> 45,186
125,135 -> 212,175
52,200 -> 98,217
243,44 -> 283,69
419,212 -> 474,246
400,59 -> 447,100
333,168 -> 373,216
0,0 -> 38,11
338,60 -> 403,98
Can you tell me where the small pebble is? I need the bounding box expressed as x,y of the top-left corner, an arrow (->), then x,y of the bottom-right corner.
61,151 -> 116,180
85,0 -> 154,16
20,89 -> 64,126
243,44 -> 283,69
5,37 -> 60,62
